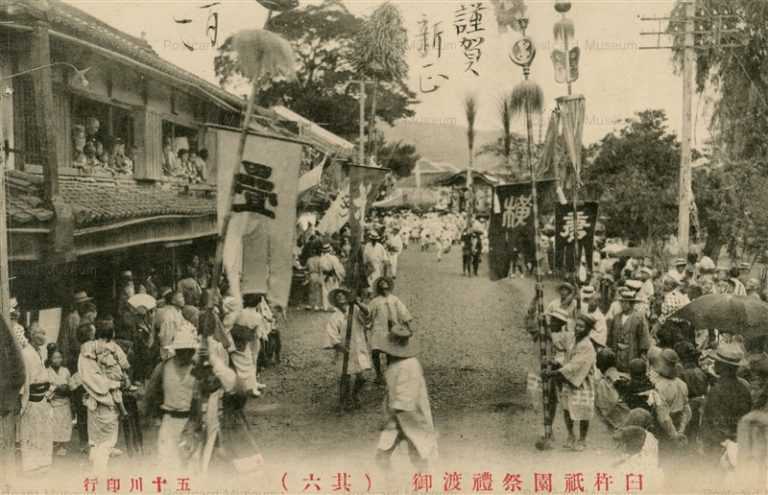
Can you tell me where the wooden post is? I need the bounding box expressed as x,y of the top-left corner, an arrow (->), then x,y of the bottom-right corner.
358,80 -> 366,166
678,0 -> 695,255
30,22 -> 59,202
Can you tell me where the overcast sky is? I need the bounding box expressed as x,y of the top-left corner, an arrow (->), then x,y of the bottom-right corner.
67,0 -> 712,145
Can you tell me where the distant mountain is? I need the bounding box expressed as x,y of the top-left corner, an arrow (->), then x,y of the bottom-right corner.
382,121 -> 503,172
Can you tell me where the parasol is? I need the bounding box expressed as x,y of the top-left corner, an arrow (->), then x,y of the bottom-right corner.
127,293 -> 157,312
670,294 -> 768,340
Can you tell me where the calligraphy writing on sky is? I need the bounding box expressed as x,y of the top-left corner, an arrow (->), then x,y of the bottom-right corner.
173,2 -> 221,52
418,14 -> 450,94
454,3 -> 486,76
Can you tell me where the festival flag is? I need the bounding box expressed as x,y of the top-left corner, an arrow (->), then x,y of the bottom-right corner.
557,95 -> 586,187
317,178 -> 350,236
554,202 -> 599,274
216,127 -> 304,307
345,164 -> 389,290
488,181 -> 554,281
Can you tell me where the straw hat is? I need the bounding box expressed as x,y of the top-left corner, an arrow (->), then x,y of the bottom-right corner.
619,289 -> 640,303
328,288 -> 352,310
321,243 -> 333,253
547,307 -> 571,323
73,290 -> 93,304
625,279 -> 643,291
739,262 -> 751,271
674,258 -> 687,267
377,325 -> 419,359
168,327 -> 199,351
557,282 -> 575,294
710,342 -> 746,367
580,285 -> 596,298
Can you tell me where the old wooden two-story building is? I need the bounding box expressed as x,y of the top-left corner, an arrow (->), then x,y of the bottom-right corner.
0,0 -> 267,312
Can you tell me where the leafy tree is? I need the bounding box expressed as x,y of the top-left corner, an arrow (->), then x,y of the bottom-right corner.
670,0 -> 768,259
213,0 -> 416,139
583,110 -> 680,249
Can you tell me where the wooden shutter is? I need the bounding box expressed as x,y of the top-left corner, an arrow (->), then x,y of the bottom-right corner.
52,90 -> 71,169
133,109 -> 163,180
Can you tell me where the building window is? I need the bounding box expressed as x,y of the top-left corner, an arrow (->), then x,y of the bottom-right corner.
12,76 -> 43,166
70,95 -> 135,176
161,121 -> 206,183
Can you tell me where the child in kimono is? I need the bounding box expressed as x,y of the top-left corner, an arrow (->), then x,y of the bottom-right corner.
46,346 -> 73,456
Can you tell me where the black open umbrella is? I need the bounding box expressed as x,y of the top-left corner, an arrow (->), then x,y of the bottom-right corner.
670,294 -> 768,340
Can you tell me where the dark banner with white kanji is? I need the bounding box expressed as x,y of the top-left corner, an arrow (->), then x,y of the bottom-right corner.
488,182 -> 539,281
554,202 -> 599,274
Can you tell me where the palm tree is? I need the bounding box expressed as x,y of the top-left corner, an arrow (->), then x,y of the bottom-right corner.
352,3 -> 408,165
464,94 -> 479,222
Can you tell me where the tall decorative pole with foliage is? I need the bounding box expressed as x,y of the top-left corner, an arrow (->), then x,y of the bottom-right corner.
464,95 -> 479,225
352,2 -> 408,166
507,9 -> 550,449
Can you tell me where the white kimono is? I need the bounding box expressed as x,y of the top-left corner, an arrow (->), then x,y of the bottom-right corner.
377,357 -> 438,460
324,308 -> 371,375
363,242 -> 389,287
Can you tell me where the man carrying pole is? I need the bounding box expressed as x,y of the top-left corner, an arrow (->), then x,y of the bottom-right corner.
337,163 -> 388,412
507,9 -> 553,449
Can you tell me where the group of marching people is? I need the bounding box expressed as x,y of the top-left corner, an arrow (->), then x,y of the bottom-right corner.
2,257 -> 283,482
533,250 -> 768,490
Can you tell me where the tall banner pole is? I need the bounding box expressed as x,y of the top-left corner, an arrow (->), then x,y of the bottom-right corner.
508,11 -> 552,446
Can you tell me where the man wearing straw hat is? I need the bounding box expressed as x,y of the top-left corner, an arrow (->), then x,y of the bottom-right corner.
607,289 -> 651,373
145,325 -> 199,471
58,291 -> 96,370
375,325 -> 436,471
324,288 -> 371,410
701,343 -> 751,470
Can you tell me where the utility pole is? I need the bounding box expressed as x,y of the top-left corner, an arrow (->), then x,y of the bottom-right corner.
678,0 -> 694,255
640,1 -> 746,255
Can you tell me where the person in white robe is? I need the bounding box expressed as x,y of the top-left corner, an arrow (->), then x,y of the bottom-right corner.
386,228 -> 403,278
375,325 -> 437,471
324,289 -> 372,410
544,314 -> 597,452
17,325 -> 54,474
318,243 -> 346,311
368,277 -> 413,384
363,232 -> 389,290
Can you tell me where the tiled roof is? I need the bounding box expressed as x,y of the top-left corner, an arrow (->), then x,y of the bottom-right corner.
1,0 -> 245,111
6,170 -> 215,229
